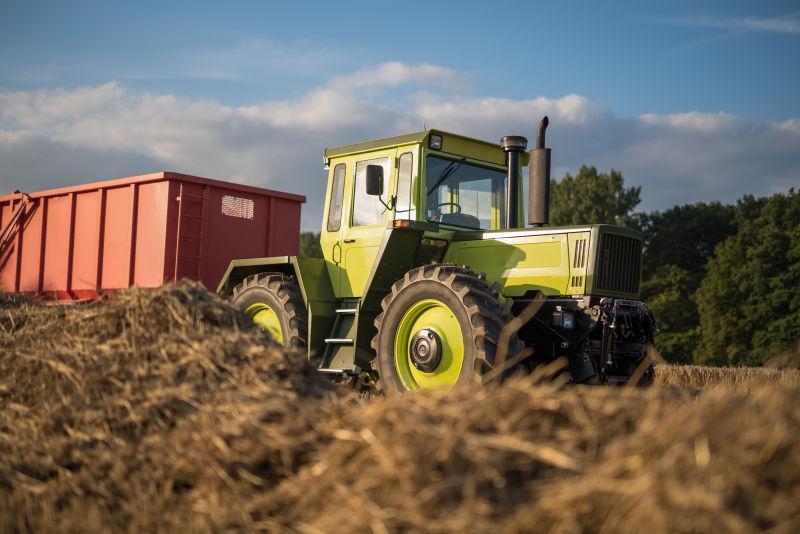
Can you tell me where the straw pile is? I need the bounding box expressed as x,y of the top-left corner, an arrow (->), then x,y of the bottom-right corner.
1,283 -> 798,532
0,283 -> 333,531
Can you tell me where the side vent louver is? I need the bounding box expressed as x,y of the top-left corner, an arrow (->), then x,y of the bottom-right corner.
573,238 -> 587,268
570,238 -> 587,289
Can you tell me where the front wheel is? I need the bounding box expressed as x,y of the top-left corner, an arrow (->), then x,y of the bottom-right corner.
371,264 -> 522,393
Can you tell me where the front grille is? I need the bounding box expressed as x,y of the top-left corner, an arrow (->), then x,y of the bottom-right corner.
594,233 -> 641,295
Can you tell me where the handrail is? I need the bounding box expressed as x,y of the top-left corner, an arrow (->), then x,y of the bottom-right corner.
0,193 -> 31,257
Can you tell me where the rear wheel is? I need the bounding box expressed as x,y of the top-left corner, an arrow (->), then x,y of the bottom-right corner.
372,264 -> 522,393
230,273 -> 307,350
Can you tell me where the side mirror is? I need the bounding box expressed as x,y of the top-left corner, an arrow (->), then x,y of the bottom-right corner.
366,164 -> 384,196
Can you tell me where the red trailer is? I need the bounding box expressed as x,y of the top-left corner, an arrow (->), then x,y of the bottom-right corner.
0,172 -> 305,302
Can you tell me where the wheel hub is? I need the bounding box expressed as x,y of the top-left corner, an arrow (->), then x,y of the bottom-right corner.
409,328 -> 442,372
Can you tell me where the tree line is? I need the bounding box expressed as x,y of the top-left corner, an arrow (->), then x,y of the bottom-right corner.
554,166 -> 799,366
300,166 -> 800,366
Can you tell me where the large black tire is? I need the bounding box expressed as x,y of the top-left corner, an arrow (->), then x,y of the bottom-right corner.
371,264 -> 523,393
230,273 -> 307,350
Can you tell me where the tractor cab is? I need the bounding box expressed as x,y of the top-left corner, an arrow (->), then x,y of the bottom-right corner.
319,130 -> 527,299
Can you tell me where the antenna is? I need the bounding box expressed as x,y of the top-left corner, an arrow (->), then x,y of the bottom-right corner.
408,65 -> 427,131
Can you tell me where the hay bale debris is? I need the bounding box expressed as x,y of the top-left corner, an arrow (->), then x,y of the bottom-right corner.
0,283 -> 797,532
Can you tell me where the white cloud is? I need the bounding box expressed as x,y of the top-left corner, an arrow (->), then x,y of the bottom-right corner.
331,62 -> 468,92
0,82 -> 127,129
638,111 -> 738,131
686,14 -> 800,35
416,94 -> 609,134
1,62 -> 798,229
0,132 -> 164,188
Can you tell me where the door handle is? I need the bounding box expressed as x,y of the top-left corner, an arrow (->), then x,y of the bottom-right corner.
332,242 -> 341,264
343,238 -> 356,243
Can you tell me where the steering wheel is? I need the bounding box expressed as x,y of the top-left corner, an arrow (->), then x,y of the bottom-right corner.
436,201 -> 462,214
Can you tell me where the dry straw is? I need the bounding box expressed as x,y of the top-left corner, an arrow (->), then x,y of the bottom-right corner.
1,283 -> 798,532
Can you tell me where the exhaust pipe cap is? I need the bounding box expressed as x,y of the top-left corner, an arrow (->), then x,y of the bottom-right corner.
536,116 -> 549,149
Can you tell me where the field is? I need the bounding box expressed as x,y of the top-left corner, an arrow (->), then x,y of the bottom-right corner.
1,283 -> 798,533
656,362 -> 800,392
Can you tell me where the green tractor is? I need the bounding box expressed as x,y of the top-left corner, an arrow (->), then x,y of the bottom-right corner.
217,117 -> 657,392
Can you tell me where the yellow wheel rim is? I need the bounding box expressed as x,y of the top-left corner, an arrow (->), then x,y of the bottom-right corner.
244,302 -> 284,344
393,298 -> 464,390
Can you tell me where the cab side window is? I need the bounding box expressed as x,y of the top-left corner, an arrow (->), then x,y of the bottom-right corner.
395,152 -> 415,219
353,157 -> 390,227
327,163 -> 346,232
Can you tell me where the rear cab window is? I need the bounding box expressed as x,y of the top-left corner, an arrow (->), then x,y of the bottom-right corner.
326,163 -> 346,231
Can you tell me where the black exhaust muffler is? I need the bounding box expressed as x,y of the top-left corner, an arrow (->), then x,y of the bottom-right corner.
528,116 -> 551,226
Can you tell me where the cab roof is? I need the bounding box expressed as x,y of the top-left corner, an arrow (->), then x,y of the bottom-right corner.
323,129 -> 506,162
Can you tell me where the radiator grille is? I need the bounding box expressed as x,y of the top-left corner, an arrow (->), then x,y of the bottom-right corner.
594,233 -> 641,295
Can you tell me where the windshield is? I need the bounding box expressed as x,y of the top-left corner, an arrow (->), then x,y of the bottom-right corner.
425,155 -> 507,230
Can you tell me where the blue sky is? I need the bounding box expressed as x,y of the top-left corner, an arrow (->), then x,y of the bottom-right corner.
3,0 -> 798,118
1,0 -> 799,228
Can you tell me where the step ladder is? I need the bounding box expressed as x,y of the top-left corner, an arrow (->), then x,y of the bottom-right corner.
174,184 -> 208,281
321,300 -> 359,369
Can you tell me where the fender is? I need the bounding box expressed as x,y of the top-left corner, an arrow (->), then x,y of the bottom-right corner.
217,256 -> 336,359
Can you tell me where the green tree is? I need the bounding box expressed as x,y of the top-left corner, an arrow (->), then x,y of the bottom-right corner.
299,231 -> 322,258
640,265 -> 701,363
638,202 -> 738,282
549,165 -> 641,226
634,202 -> 738,363
695,191 -> 800,365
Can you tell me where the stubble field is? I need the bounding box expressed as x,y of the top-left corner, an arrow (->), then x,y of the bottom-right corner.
1,283 -> 798,532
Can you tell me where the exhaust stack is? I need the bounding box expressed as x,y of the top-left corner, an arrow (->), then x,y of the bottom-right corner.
528,116 -> 551,226
500,135 -> 528,229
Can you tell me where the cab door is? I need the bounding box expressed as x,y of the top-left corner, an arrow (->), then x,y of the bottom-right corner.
339,149 -> 396,298
321,161 -> 348,296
